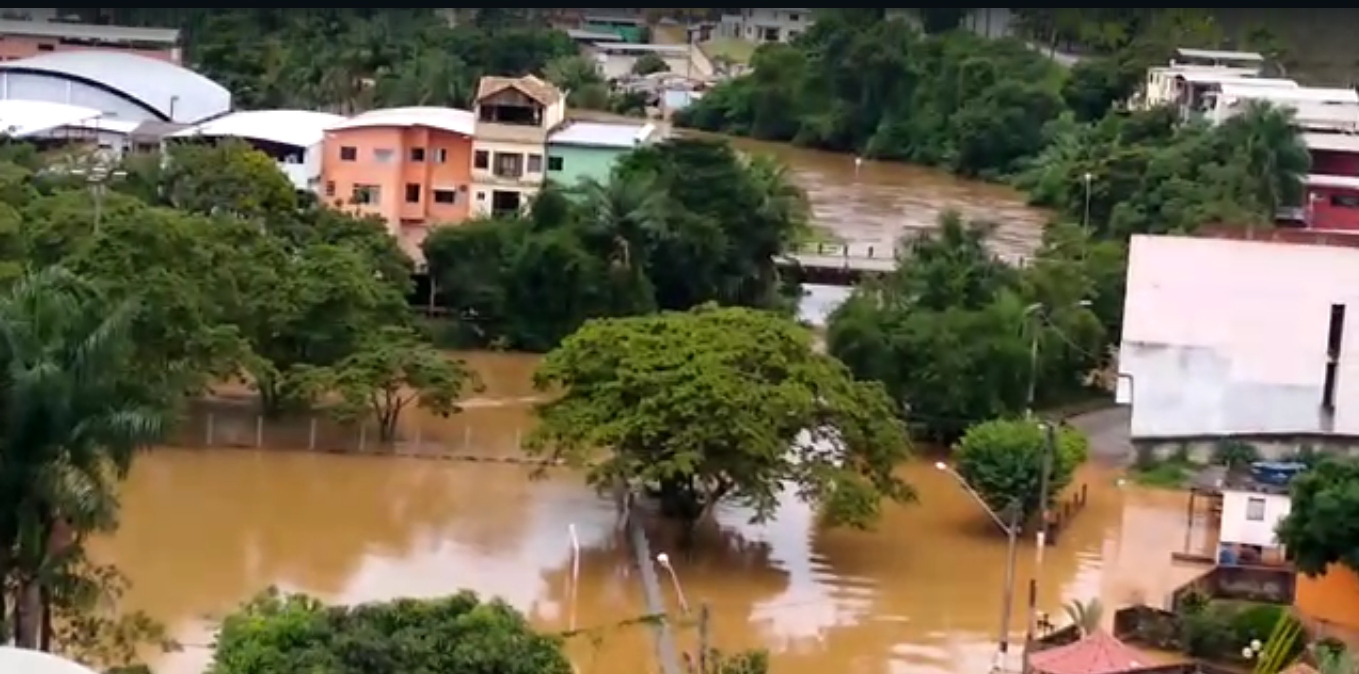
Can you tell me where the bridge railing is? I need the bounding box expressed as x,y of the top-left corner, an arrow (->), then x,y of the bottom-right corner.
789,241 -> 1030,267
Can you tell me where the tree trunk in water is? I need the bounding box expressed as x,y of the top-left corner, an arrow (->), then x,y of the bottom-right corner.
38,585 -> 52,652
14,579 -> 40,648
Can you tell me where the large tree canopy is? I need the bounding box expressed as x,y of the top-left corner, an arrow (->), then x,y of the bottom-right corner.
1277,458 -> 1359,576
423,139 -> 809,352
528,305 -> 913,528
209,590 -> 572,674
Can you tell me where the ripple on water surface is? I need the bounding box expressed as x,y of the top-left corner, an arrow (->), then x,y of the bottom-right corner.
98,437 -> 1205,674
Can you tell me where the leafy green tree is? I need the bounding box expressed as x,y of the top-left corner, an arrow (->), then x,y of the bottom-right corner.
0,268 -> 170,649
827,212 -> 1104,441
953,419 -> 1090,522
424,138 -> 807,352
319,326 -> 479,442
1277,458 -> 1359,576
528,306 -> 913,529
632,52 -> 671,76
159,140 -> 298,219
209,589 -> 572,674
159,10 -> 576,111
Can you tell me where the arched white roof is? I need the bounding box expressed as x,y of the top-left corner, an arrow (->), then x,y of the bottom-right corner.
171,109 -> 344,148
0,99 -> 102,137
0,51 -> 230,123
0,648 -> 100,674
327,106 -> 475,136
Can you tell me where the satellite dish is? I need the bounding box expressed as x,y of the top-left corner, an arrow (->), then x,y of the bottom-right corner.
0,648 -> 101,674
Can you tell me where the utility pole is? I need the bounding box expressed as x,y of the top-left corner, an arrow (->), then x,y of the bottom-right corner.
996,501 -> 1021,673
1023,422 -> 1057,673
697,602 -> 711,673
1024,303 -> 1043,417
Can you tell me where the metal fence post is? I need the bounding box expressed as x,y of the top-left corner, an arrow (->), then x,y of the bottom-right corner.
308,417 -> 317,451
254,415 -> 264,448
205,412 -> 214,447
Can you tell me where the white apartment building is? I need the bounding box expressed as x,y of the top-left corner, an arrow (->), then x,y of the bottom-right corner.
718,9 -> 811,43
1119,235 -> 1359,441
470,75 -> 565,218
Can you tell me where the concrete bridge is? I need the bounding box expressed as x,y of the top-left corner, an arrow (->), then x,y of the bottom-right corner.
781,241 -> 1028,286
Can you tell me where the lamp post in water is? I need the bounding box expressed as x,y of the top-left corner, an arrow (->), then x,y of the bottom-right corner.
936,461 -> 1021,673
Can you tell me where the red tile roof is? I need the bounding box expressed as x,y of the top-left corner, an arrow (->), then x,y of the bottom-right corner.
1029,631 -> 1151,674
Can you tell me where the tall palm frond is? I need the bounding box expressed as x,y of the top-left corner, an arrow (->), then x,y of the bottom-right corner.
1063,598 -> 1103,635
573,175 -> 669,270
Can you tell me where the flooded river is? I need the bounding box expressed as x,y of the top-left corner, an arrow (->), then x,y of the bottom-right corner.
98,351 -> 1212,674
724,137 -> 1049,258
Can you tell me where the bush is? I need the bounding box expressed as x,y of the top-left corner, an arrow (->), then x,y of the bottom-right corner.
953,418 -> 1089,522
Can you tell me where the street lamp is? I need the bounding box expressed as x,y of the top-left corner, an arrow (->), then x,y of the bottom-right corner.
69,164 -> 128,231
1081,172 -> 1094,234
655,553 -> 690,615
936,461 -> 1020,673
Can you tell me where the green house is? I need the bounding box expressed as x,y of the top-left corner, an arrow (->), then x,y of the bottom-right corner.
547,121 -> 661,188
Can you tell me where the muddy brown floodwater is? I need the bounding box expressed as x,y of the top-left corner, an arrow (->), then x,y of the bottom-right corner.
97,350 -> 1214,674
722,137 -> 1050,258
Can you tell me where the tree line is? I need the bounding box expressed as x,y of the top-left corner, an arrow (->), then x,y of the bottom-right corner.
676,9 -> 1308,439
0,139 -> 483,667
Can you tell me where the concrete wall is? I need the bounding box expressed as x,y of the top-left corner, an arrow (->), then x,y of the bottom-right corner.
1219,490 -> 1289,547
1119,235 -> 1359,439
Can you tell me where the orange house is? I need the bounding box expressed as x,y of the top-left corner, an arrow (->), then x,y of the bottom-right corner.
320,107 -> 476,266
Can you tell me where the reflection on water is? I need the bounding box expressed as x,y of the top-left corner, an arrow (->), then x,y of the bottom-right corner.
799,285 -> 853,326
99,358 -> 1204,674
724,137 -> 1049,256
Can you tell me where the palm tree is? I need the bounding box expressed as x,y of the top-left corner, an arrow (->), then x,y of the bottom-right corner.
572,175 -> 669,273
0,268 -> 168,649
1219,101 -> 1311,219
1063,598 -> 1104,635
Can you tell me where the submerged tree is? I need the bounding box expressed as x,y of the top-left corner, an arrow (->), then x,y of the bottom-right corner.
528,305 -> 913,529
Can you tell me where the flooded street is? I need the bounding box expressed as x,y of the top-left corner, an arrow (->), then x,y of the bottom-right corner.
100,151 -> 1083,673
98,352 -> 1207,674
724,137 -> 1049,258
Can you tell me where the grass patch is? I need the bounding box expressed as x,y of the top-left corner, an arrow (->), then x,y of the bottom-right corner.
1127,458 -> 1195,489
700,38 -> 757,65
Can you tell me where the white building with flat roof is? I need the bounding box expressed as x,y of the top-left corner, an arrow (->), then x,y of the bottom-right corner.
171,110 -> 343,191
1119,235 -> 1359,443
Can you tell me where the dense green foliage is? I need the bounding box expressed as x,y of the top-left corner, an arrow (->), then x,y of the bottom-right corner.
1277,458 -> 1359,576
953,419 -> 1090,521
107,9 -> 574,112
209,590 -> 572,674
827,217 -> 1111,440
529,305 -> 912,529
423,139 -> 808,351
680,14 -> 1065,178
0,139 -> 478,666
685,11 -> 1312,440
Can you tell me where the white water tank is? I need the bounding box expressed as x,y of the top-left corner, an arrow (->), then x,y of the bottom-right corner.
0,648 -> 101,674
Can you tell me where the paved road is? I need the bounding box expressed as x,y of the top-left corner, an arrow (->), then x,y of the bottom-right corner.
1067,405 -> 1133,466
